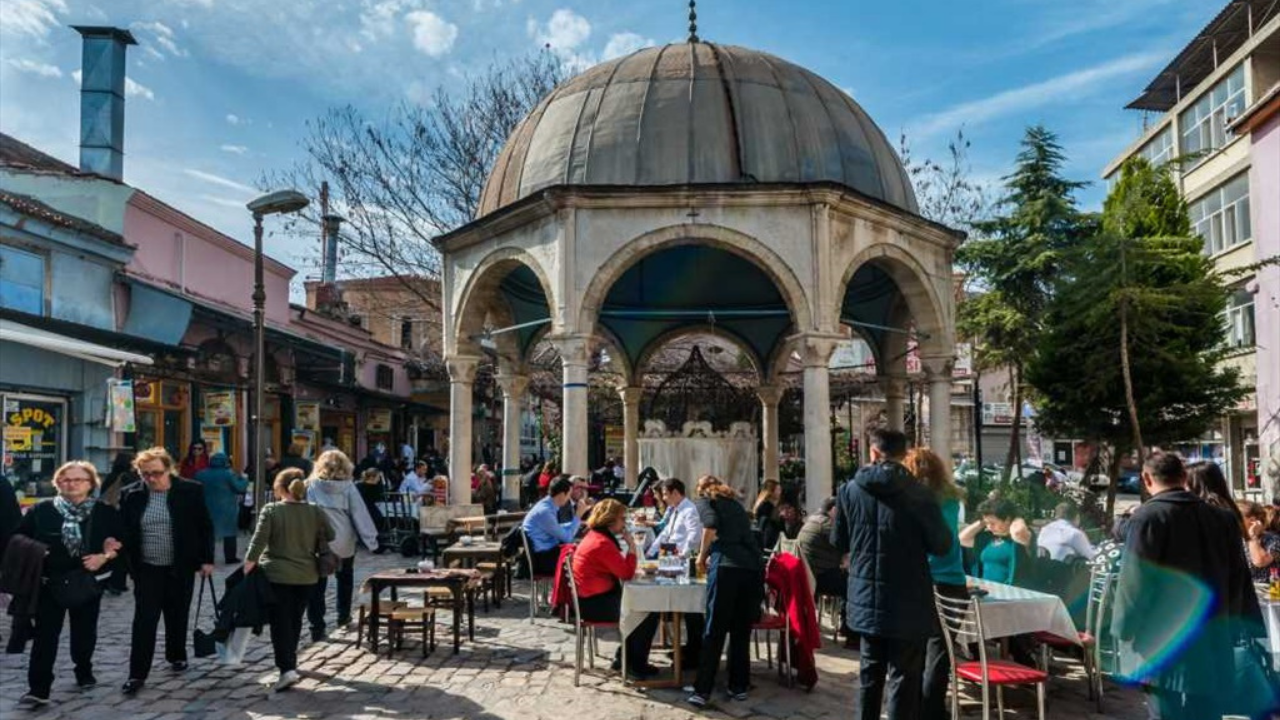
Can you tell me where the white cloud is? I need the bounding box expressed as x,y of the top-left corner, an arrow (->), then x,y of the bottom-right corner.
406,11 -> 458,57
533,8 -> 590,50
0,0 -> 68,39
5,58 -> 62,78
197,194 -> 249,209
909,51 -> 1165,139
220,144 -> 248,155
226,113 -> 243,125
360,0 -> 420,41
184,168 -> 256,195
132,20 -> 187,58
601,32 -> 652,61
125,77 -> 155,100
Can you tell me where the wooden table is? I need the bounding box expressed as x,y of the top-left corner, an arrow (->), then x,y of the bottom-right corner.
362,568 -> 481,654
441,540 -> 510,605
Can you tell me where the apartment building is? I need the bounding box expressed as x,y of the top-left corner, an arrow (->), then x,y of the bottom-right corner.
1103,0 -> 1279,496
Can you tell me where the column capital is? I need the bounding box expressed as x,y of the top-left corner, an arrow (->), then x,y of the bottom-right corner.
495,372 -> 530,399
920,354 -> 955,381
618,386 -> 644,405
791,333 -> 842,368
878,373 -> 908,398
446,354 -> 482,384
549,334 -> 592,367
756,384 -> 784,406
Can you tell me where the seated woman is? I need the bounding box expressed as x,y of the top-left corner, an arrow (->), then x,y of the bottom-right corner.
960,498 -> 1034,585
570,499 -> 659,679
1239,500 -> 1280,583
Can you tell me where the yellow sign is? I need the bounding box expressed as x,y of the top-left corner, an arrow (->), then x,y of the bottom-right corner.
367,408 -> 393,434
3,426 -> 32,451
204,391 -> 236,427
6,406 -> 56,429
295,402 -> 320,432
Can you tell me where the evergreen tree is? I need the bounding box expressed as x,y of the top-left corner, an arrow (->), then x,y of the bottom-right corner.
1028,158 -> 1244,513
958,126 -> 1090,481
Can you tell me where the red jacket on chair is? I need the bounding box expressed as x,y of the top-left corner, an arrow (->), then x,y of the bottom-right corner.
767,551 -> 822,689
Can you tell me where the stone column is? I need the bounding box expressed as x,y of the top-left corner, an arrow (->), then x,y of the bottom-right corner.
757,385 -> 784,486
446,355 -> 481,505
880,375 -> 907,432
619,386 -> 643,489
496,371 -> 529,508
554,335 -> 591,478
923,357 -> 955,467
800,336 -> 840,513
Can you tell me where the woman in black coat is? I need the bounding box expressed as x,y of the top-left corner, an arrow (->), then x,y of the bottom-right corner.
17,461 -> 124,707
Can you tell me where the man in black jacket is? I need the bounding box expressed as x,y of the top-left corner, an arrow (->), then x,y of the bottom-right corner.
834,429 -> 952,720
1113,451 -> 1265,720
119,447 -> 214,695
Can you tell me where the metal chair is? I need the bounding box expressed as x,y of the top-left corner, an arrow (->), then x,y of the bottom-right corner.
1034,567 -> 1116,712
562,550 -> 620,687
520,529 -> 555,621
752,583 -> 792,686
934,587 -> 1047,720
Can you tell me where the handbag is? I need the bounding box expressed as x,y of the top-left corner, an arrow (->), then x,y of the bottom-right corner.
46,569 -> 103,609
192,575 -> 220,658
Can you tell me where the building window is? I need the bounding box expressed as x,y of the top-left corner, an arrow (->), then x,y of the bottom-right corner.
375,363 -> 394,391
1224,287 -> 1255,349
400,318 -> 414,350
1190,173 -> 1251,255
1137,125 -> 1174,167
1179,63 -> 1246,160
0,244 -> 46,315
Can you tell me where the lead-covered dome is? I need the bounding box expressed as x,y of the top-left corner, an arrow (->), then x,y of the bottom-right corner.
478,42 -> 917,218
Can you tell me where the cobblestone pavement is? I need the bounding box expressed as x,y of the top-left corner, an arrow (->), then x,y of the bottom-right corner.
0,544 -> 1149,720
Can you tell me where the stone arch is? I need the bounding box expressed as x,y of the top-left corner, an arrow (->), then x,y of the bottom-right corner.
837,242 -> 952,360
452,247 -> 557,361
578,223 -> 815,336
633,324 -> 765,382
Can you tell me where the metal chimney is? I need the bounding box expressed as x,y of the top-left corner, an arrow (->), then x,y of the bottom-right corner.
72,26 -> 137,181
321,214 -> 343,285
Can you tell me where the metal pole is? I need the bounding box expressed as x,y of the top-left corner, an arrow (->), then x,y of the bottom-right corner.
252,212 -> 266,504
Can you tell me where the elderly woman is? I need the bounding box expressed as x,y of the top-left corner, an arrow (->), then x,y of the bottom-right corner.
688,475 -> 763,708
194,453 -> 249,564
570,499 -> 659,679
17,461 -> 124,707
305,449 -> 379,640
245,468 -> 334,692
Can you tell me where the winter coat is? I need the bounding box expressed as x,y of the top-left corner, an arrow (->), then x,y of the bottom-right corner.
120,477 -> 215,573
0,476 -> 24,557
834,460 -> 952,640
194,454 -> 249,539
215,567 -> 276,635
0,534 -> 47,616
306,479 -> 379,559
1111,488 -> 1264,696
17,500 -> 124,578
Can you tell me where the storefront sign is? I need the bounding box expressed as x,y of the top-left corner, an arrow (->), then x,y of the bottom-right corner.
604,425 -> 624,460
290,430 -> 315,459
201,427 -> 224,456
295,402 -> 321,432
983,402 -> 1014,426
2,394 -> 66,488
204,391 -> 236,427
107,379 -> 136,432
367,408 -> 393,434
3,426 -> 32,451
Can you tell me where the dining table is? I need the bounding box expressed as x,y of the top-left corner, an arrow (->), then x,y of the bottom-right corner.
968,577 -> 1081,643
1260,594 -> 1280,661
361,568 -> 482,654
620,577 -> 706,688
440,540 -> 510,604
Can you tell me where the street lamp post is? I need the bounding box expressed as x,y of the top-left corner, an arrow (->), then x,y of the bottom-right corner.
247,190 -> 310,504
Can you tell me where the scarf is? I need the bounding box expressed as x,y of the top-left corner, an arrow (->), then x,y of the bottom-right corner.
53,496 -> 95,557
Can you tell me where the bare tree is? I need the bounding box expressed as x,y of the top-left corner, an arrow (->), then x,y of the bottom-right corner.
899,128 -> 991,232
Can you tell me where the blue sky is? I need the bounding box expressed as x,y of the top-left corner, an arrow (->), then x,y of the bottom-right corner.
0,0 -> 1217,278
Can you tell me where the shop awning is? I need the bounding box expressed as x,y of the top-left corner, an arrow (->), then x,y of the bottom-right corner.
0,318 -> 155,367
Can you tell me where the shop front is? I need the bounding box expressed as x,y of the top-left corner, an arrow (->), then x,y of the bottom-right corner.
2,392 -> 67,496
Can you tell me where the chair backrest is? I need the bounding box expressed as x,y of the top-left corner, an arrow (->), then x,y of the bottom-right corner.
447,504 -> 484,520
520,527 -> 553,579
933,588 -> 993,679
562,549 -> 583,624
1089,570 -> 1120,675
774,538 -> 816,598
420,505 -> 451,531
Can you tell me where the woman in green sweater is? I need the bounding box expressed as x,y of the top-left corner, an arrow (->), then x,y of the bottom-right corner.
244,468 -> 334,691
904,448 -> 968,720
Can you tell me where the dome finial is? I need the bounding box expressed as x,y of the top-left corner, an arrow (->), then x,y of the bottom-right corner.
687,1 -> 699,43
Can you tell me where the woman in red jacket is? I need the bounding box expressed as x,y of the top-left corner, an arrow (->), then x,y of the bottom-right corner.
570,499 -> 660,679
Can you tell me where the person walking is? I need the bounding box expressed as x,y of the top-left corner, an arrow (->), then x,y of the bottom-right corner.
245,468 -> 335,691
686,475 -> 762,707
277,441 -> 314,479
1113,451 -> 1266,720
193,453 -> 249,564
305,449 -> 378,640
834,429 -> 952,720
903,447 -> 968,720
16,461 -> 124,707
119,447 -> 214,696
177,441 -> 210,480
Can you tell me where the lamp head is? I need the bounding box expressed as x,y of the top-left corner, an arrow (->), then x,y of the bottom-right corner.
247,190 -> 309,216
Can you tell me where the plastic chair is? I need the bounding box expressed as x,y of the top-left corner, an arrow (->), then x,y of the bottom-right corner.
1033,567 -> 1115,712
562,550 -> 620,687
934,587 -> 1047,720
520,529 -> 554,621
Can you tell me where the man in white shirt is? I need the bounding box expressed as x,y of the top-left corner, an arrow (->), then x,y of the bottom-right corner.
649,478 -> 703,558
399,460 -> 430,501
1037,503 -> 1096,561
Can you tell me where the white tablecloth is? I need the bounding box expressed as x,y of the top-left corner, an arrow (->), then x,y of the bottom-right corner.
620,579 -> 706,637
971,577 -> 1080,644
1262,598 -> 1280,655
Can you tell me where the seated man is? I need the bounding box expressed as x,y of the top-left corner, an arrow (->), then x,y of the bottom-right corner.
647,478 -> 703,559
796,497 -> 846,599
557,475 -> 594,524
571,499 -> 659,679
523,477 -> 589,576
1037,502 -> 1095,562
399,461 -> 430,501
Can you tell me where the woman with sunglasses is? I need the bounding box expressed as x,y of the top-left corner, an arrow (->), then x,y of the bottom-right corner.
17,461 -> 124,707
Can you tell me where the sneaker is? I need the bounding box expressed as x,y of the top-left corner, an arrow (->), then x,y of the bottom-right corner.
727,690 -> 748,701
19,693 -> 50,707
170,661 -> 188,672
310,627 -> 326,642
273,670 -> 301,692
685,693 -> 708,708
76,671 -> 98,689
121,678 -> 144,695
336,616 -> 352,628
